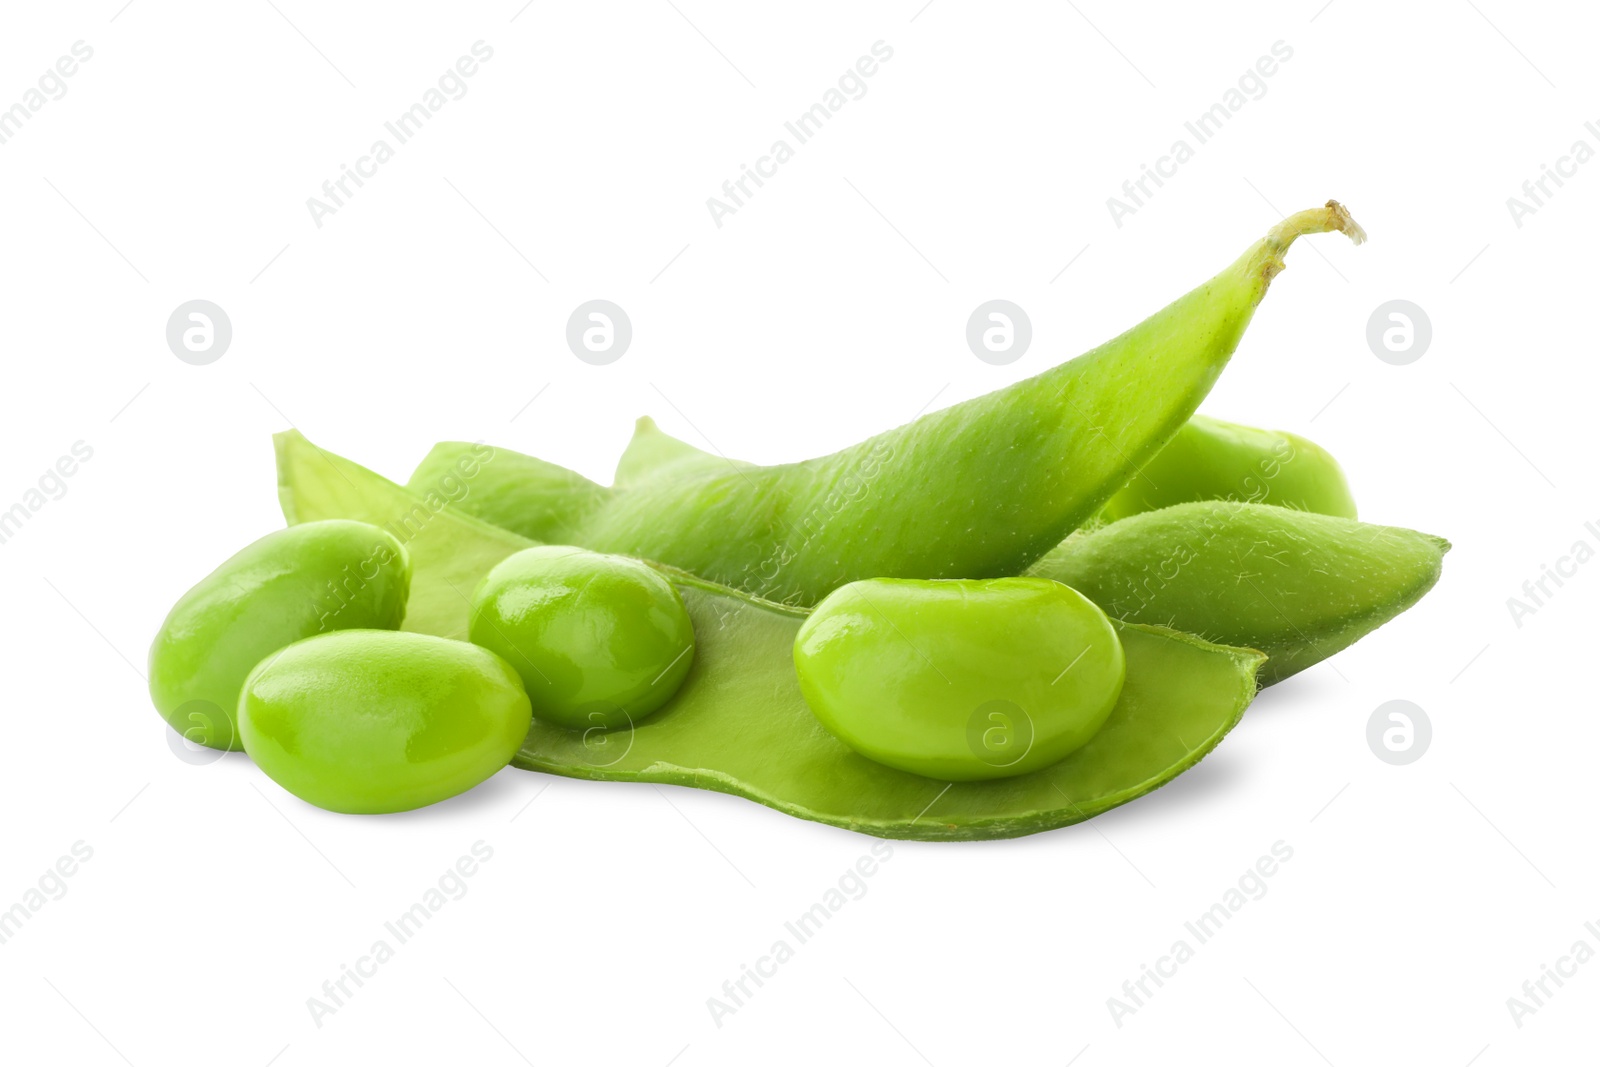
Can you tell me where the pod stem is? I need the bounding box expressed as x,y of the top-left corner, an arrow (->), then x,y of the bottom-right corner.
1267,200 -> 1367,252
1255,200 -> 1365,289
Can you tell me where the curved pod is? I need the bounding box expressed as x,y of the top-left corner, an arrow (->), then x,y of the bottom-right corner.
1101,413 -> 1357,522
1030,501 -> 1449,684
411,204 -> 1366,605
279,435 -> 1266,839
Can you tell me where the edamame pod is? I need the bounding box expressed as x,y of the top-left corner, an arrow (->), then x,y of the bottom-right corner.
618,412 -> 1358,522
405,440 -> 610,546
1100,414 -> 1356,522
612,416 -> 752,487
148,520 -> 410,750
239,630 -> 532,814
521,600 -> 1258,841
281,431 -> 1265,840
1028,501 -> 1449,685
410,203 -> 1366,606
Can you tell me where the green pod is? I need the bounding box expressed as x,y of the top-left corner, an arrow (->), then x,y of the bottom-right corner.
612,416 -> 752,487
1028,501 -> 1449,685
794,578 -> 1124,781
149,520 -> 410,750
611,414 -> 1357,523
410,204 -> 1366,605
239,630 -> 532,814
278,432 -> 1266,840
522,601 -> 1258,841
405,439 -> 610,545
1101,414 -> 1357,522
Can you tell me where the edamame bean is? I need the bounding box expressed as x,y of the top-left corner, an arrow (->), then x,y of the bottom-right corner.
238,630 -> 532,814
793,578 -> 1126,781
1101,414 -> 1356,522
148,520 -> 410,750
469,546 -> 695,731
410,203 -> 1366,605
1029,501 -> 1449,685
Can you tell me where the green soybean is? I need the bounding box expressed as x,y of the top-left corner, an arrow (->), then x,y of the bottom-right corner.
794,577 -> 1125,781
470,546 -> 695,731
278,432 -> 1265,839
148,519 -> 410,750
1028,501 -> 1449,685
1101,413 -> 1357,522
239,630 -> 532,814
410,203 -> 1366,606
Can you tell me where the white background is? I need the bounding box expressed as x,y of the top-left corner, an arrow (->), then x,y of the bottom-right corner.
0,1 -> 1592,1063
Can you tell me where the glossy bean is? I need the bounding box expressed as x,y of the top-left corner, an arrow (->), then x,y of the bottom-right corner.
238,630 -> 532,814
794,578 -> 1125,781
470,545 -> 695,731
148,520 -> 409,750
